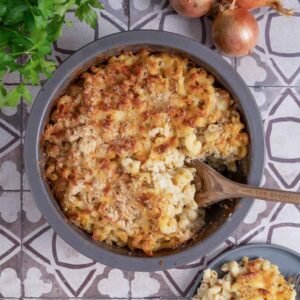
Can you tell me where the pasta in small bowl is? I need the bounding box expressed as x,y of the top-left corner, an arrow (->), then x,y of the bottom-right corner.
191,244 -> 299,300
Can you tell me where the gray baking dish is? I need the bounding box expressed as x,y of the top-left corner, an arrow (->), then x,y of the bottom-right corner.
24,30 -> 265,271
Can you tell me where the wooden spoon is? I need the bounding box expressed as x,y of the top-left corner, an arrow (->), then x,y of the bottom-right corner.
188,160 -> 300,207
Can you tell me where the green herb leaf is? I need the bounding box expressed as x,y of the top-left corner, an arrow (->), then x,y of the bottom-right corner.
75,0 -> 104,28
0,0 -> 104,108
22,85 -> 32,103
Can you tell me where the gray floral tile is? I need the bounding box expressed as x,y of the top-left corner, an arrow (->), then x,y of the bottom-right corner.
21,86 -> 40,194
22,252 -> 66,298
236,85 -> 300,243
21,184 -> 132,297
246,87 -> 300,193
21,85 -> 40,134
23,263 -> 53,297
85,268 -> 131,298
0,103 -> 21,192
131,272 -> 174,298
3,71 -> 21,84
131,238 -> 234,298
97,10 -> 127,39
237,203 -> 300,253
99,0 -> 129,34
22,171 -> 30,191
0,71 -> 22,300
53,0 -> 129,59
0,191 -> 21,234
249,86 -> 281,120
0,262 -> 22,298
22,191 -> 44,236
0,191 -> 21,298
263,87 -> 300,191
56,12 -> 97,54
0,148 -> 21,191
129,0 -> 166,28
0,0 -> 299,298
237,3 -> 300,86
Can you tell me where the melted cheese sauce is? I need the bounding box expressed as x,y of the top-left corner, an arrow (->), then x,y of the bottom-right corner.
43,50 -> 249,255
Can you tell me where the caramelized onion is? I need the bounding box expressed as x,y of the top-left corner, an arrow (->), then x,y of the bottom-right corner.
236,0 -> 294,16
170,0 -> 214,18
212,7 -> 259,57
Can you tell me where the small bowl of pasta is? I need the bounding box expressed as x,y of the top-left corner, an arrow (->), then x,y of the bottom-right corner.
191,244 -> 299,299
24,30 -> 265,271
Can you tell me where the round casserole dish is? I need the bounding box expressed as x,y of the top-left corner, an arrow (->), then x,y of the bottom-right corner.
24,31 -> 264,271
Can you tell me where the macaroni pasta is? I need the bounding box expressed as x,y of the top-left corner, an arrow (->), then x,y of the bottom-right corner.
193,257 -> 296,300
42,50 -> 249,255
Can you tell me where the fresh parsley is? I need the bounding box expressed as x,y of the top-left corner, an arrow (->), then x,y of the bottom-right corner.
0,0 -> 104,107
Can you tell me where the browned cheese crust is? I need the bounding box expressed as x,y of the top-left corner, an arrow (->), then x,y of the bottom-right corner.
43,50 -> 249,255
194,257 -> 296,300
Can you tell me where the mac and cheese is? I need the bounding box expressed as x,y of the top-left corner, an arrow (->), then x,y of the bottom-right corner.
43,50 -> 249,255
193,257 -> 296,300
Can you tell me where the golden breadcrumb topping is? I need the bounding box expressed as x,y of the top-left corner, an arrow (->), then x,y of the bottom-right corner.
193,257 -> 296,300
43,50 -> 249,255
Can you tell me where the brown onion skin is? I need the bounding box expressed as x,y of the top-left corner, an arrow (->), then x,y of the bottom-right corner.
236,0 -> 294,15
170,0 -> 213,18
236,0 -> 266,9
212,8 -> 259,57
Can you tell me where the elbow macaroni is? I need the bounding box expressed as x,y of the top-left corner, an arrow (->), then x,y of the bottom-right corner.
121,158 -> 141,176
193,257 -> 296,300
43,50 -> 249,255
185,133 -> 202,156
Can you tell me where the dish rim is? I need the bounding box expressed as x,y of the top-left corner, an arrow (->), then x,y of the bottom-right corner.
24,30 -> 265,271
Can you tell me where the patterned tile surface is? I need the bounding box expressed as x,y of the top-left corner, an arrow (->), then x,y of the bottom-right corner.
0,0 -> 300,298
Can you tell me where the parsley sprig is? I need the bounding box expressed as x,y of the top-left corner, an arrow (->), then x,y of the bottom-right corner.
0,0 -> 104,107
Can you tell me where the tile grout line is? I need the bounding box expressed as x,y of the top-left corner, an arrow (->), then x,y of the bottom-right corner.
20,70 -> 24,298
127,0 -> 130,30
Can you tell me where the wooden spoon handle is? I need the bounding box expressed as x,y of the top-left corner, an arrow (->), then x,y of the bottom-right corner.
225,183 -> 300,204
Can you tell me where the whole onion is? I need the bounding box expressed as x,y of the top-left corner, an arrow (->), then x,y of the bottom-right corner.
236,0 -> 293,15
212,7 -> 259,57
169,0 -> 214,18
